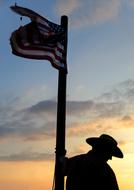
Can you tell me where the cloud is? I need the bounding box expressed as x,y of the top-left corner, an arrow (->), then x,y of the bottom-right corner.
27,100 -> 57,116
56,0 -> 82,15
9,85 -> 50,110
1,79 -> 134,160
55,0 -> 122,28
0,79 -> 133,142
27,99 -> 124,119
119,115 -> 134,128
127,0 -> 134,7
121,115 -> 133,122
0,151 -> 54,161
0,121 -> 56,142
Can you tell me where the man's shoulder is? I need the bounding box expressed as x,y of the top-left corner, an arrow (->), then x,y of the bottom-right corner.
69,153 -> 87,162
104,163 -> 116,175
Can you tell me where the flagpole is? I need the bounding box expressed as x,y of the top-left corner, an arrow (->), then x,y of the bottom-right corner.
54,15 -> 68,190
10,5 -> 68,190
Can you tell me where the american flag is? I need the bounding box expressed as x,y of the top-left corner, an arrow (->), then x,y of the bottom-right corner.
10,5 -> 67,71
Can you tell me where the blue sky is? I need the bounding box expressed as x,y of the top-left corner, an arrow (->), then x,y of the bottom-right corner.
1,1 -> 134,189
1,0 -> 134,100
0,0 -> 134,157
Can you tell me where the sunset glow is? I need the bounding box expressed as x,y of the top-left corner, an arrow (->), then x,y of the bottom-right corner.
1,0 -> 134,189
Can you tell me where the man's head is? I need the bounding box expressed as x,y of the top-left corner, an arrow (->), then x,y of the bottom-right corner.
86,134 -> 123,161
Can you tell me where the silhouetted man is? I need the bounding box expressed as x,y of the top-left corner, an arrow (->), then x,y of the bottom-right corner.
64,134 -> 123,190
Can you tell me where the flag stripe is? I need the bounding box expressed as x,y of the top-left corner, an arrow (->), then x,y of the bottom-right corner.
10,31 -> 65,67
12,31 -> 64,58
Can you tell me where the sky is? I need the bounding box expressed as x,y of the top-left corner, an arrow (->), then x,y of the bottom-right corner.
1,0 -> 134,189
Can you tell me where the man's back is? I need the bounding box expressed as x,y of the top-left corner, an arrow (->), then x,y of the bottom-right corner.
66,150 -> 119,190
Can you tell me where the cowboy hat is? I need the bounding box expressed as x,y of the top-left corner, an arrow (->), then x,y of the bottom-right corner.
86,134 -> 123,158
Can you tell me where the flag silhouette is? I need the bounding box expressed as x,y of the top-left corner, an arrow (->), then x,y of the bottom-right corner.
10,5 -> 66,70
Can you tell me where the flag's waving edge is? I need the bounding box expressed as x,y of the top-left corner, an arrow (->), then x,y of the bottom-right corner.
10,5 -> 48,25
10,5 -> 67,71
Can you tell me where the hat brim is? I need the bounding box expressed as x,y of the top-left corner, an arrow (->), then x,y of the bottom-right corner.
86,137 -> 123,158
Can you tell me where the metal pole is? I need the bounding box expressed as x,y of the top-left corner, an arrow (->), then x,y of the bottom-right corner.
54,15 -> 68,190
